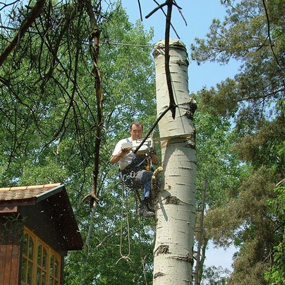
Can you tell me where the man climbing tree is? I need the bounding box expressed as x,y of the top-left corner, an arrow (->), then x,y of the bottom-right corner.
110,121 -> 159,218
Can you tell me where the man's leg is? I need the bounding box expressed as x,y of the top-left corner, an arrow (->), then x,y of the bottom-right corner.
136,170 -> 154,218
136,170 -> 152,199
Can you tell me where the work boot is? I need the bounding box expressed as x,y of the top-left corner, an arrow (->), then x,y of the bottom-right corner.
139,201 -> 155,218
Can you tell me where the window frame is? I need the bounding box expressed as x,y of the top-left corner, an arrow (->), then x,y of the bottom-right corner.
21,226 -> 61,285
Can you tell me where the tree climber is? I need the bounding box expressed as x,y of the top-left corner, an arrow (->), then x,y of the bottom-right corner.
110,121 -> 159,218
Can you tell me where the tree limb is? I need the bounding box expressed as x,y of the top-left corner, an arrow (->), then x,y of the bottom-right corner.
0,0 -> 46,66
137,0 -> 143,21
80,0 -> 103,208
237,88 -> 285,102
145,0 -> 180,39
262,0 -> 282,69
165,0 -> 177,119
134,105 -> 171,154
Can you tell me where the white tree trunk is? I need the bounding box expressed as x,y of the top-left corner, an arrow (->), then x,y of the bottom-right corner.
153,39 -> 197,284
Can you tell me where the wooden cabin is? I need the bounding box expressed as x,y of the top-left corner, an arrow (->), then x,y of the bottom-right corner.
0,183 -> 83,285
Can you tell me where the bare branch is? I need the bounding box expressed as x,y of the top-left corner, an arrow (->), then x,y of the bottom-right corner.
165,0 -> 177,119
80,0 -> 104,208
133,0 -> 180,151
145,1 -> 167,18
145,0 -> 181,19
134,105 -> 171,154
144,0 -> 181,119
137,0 -> 143,21
152,0 -> 180,39
0,0 -> 46,66
0,0 -> 19,12
175,0 -> 187,26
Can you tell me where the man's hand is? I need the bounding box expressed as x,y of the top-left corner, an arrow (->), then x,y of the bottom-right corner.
121,147 -> 131,153
110,148 -> 131,164
151,153 -> 159,165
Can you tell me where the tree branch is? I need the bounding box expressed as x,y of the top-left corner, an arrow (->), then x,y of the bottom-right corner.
165,0 -> 177,119
237,88 -> 285,102
134,106 -> 171,153
137,0 -> 143,21
262,0 -> 282,69
80,0 -> 103,208
145,0 -> 180,39
0,0 -> 46,66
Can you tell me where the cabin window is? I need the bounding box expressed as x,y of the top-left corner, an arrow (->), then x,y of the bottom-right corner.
21,227 -> 61,285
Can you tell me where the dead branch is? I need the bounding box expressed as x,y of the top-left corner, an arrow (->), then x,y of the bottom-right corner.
137,0 -> 143,21
165,0 -> 177,119
80,0 -> 103,208
145,0 -> 181,18
176,1 -> 187,26
134,0 -> 183,153
0,0 -> 46,66
144,0 -> 180,119
148,0 -> 180,39
134,105 -> 171,154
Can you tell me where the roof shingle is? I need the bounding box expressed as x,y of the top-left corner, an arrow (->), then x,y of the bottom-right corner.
0,183 -> 61,203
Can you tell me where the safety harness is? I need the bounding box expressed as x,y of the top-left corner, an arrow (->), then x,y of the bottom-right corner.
119,138 -> 151,189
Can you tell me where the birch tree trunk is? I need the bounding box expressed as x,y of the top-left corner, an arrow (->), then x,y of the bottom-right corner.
153,39 -> 197,284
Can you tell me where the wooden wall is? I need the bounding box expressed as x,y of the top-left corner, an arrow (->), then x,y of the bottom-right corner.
0,244 -> 20,285
0,214 -> 21,285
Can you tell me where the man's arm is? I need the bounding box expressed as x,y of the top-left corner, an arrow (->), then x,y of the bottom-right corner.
110,148 -> 131,164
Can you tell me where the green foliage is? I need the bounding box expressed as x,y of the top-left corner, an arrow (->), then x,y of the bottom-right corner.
1,0 -> 284,283
191,0 -> 285,283
201,266 -> 230,285
234,116 -> 285,174
264,184 -> 285,284
0,1 -> 157,283
264,239 -> 285,285
193,97 -> 246,283
64,198 -> 155,284
204,167 -> 278,284
191,0 -> 284,129
195,105 -> 244,208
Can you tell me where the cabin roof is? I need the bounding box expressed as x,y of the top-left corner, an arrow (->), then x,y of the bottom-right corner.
0,184 -> 83,250
0,183 -> 62,204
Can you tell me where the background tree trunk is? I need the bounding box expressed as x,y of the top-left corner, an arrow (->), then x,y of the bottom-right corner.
153,39 -> 197,284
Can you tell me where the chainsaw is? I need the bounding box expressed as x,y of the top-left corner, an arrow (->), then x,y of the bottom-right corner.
121,138 -> 154,155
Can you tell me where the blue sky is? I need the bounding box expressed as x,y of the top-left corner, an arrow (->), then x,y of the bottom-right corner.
121,0 -> 239,271
121,0 -> 240,93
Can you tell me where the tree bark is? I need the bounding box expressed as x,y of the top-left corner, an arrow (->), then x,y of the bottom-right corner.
153,39 -> 197,284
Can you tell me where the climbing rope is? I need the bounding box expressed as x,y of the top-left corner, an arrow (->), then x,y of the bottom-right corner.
116,180 -> 132,264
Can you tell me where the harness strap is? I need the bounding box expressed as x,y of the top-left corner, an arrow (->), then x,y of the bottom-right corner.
119,169 -> 142,204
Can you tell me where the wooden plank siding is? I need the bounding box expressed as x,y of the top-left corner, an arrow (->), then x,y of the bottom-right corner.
10,245 -> 20,284
0,244 -> 20,285
0,246 -> 6,284
0,184 -> 83,284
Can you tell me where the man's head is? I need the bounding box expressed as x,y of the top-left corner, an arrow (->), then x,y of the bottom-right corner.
130,121 -> 143,140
